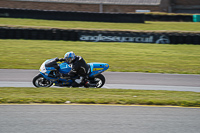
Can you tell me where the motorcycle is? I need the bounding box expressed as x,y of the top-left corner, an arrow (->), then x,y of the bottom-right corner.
32,58 -> 109,88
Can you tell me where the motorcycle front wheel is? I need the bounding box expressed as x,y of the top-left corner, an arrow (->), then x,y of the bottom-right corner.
32,74 -> 53,87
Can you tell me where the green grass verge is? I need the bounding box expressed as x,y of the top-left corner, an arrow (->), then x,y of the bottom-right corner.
0,87 -> 200,107
0,39 -> 200,74
1,18 -> 200,32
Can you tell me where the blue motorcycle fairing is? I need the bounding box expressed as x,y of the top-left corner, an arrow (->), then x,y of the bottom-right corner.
88,63 -> 109,77
40,61 -> 73,86
59,62 -> 72,74
40,71 -> 73,86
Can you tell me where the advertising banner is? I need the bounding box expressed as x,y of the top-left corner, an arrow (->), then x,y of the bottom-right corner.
79,32 -> 170,44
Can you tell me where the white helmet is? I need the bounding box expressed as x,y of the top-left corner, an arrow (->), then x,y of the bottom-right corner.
64,51 -> 75,63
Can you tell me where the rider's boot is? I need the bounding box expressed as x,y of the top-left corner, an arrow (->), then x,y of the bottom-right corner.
84,81 -> 90,88
84,80 -> 96,88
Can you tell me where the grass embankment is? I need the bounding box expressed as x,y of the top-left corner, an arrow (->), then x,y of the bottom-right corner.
0,18 -> 200,32
0,39 -> 200,74
0,87 -> 200,107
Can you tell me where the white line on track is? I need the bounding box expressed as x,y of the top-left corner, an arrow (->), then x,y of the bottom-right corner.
1,81 -> 200,92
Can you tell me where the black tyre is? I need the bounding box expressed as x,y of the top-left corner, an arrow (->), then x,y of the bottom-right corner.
89,74 -> 105,88
32,74 -> 53,87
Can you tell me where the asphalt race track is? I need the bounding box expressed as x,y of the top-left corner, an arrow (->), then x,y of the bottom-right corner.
0,69 -> 200,92
0,104 -> 200,133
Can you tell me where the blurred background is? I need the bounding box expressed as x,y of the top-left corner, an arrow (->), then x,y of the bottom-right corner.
0,0 -> 200,13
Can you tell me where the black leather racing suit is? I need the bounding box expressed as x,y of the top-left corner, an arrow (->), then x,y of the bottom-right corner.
68,56 -> 90,77
68,56 -> 90,86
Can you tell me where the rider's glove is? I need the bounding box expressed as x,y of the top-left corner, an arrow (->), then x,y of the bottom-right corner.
59,58 -> 65,62
55,58 -> 65,62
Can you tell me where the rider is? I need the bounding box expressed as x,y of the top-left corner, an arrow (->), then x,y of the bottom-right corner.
64,51 -> 90,87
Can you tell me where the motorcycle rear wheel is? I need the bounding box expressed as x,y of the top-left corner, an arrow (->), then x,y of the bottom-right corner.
88,74 -> 105,88
32,74 -> 53,87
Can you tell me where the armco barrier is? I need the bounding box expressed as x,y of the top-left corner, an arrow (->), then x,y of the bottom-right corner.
145,14 -> 193,22
0,27 -> 200,45
0,8 -> 144,23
